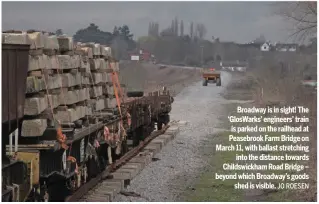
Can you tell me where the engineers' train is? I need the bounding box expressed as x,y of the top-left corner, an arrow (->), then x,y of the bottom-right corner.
2,42 -> 173,202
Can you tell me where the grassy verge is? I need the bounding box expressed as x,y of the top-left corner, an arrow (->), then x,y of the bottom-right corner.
183,118 -> 310,201
183,131 -> 247,202
257,131 -> 310,202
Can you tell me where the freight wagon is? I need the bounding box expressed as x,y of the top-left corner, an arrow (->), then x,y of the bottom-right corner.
1,35 -> 173,202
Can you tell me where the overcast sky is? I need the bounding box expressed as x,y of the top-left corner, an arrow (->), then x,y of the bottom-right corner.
2,1 -> 294,43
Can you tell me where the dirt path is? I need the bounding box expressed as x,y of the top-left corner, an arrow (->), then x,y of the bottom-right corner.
113,71 -> 245,201
177,73 -> 256,202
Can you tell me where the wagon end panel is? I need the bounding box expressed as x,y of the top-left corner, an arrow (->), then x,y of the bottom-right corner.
2,43 -> 30,133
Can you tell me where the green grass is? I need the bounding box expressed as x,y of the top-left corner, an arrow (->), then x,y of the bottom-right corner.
182,129 -> 305,202
263,190 -> 295,202
251,129 -> 308,202
183,131 -> 247,202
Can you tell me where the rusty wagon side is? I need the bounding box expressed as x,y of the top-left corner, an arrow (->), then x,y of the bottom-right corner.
2,43 -> 31,202
2,44 -> 30,134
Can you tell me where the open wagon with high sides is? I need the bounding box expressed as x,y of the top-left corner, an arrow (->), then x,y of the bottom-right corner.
2,43 -> 31,202
201,68 -> 221,86
1,31 -> 174,202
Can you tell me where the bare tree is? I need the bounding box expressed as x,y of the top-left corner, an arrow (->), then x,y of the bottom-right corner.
171,20 -> 175,35
174,17 -> 179,36
155,22 -> 159,37
180,20 -> 184,36
276,2 -> 317,42
196,23 -> 207,39
148,22 -> 159,37
194,28 -> 198,39
190,22 -> 194,39
148,22 -> 152,36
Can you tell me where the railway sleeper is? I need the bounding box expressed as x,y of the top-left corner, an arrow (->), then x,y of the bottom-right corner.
157,134 -> 174,143
119,164 -> 143,176
143,143 -> 162,155
101,179 -> 125,192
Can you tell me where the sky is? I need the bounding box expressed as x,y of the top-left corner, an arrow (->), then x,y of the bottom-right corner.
2,1 -> 295,43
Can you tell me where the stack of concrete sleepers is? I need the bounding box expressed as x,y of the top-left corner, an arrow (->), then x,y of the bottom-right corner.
2,31 -> 91,137
75,43 -> 117,121
2,31 -> 126,138
53,35 -> 91,128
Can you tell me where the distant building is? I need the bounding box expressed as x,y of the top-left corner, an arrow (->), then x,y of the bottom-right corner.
130,55 -> 140,61
128,48 -> 154,61
220,61 -> 248,72
275,44 -> 298,52
260,42 -> 271,51
238,42 -> 263,50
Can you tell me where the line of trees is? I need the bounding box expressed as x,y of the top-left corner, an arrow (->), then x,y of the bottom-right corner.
53,3 -> 316,65
142,17 -> 214,66
148,17 -> 207,40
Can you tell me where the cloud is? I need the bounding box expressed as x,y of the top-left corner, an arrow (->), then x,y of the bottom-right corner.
2,1 -> 290,43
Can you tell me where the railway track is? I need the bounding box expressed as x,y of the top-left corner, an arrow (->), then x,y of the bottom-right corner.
65,122 -> 180,202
